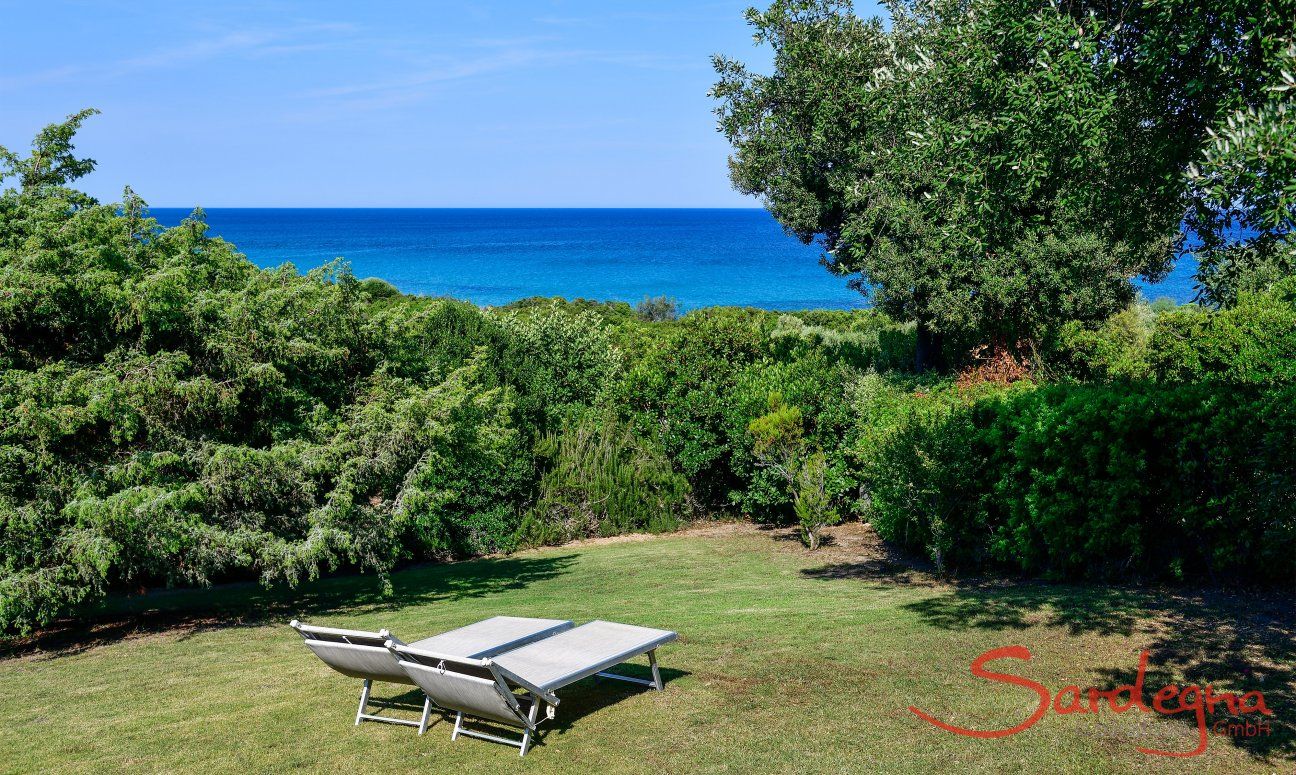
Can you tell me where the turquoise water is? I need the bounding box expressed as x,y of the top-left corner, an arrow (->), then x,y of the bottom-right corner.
150,208 -> 1198,309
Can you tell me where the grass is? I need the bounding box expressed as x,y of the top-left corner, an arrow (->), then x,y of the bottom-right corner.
0,523 -> 1291,774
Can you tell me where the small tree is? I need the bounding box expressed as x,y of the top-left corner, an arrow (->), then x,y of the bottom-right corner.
635,295 -> 679,322
794,451 -> 839,549
0,108 -> 100,194
749,393 -> 840,548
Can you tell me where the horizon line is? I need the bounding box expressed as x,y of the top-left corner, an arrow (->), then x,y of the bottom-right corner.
141,205 -> 770,210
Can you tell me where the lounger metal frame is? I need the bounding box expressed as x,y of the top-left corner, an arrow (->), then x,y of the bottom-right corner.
290,620 -> 434,732
354,677 -> 435,732
389,634 -> 670,756
388,643 -> 552,756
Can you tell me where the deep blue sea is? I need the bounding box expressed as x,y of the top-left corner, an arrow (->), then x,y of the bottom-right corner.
150,208 -> 1199,309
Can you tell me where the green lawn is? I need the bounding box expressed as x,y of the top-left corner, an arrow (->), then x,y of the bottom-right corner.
1,524 -> 1291,774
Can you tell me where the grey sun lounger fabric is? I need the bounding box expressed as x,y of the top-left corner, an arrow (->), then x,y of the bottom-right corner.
291,616 -> 573,732
388,646 -> 546,755
406,616 -> 576,659
491,620 -> 677,693
388,620 -> 677,756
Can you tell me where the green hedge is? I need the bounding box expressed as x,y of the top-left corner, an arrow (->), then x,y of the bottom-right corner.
868,382 -> 1296,582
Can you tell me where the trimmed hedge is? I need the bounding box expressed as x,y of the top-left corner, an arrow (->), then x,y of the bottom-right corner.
869,382 -> 1296,582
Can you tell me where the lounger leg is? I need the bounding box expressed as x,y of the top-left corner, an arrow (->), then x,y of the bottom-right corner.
355,679 -> 373,726
451,712 -> 463,741
418,695 -> 432,735
649,649 -> 663,691
520,694 -> 540,757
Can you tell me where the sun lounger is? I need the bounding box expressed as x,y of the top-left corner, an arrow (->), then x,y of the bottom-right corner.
290,616 -> 573,732
388,620 -> 676,755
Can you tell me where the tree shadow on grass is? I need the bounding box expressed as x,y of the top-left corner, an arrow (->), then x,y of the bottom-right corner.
898,582 -> 1146,637
765,526 -> 836,548
1082,589 -> 1296,763
798,535 -> 938,587
803,553 -> 1296,764
2,553 -> 578,661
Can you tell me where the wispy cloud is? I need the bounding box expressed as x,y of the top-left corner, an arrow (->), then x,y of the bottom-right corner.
0,23 -> 356,91
2,13 -> 701,122
298,40 -> 699,116
303,38 -> 559,100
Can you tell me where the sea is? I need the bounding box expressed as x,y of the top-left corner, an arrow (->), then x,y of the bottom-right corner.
149,208 -> 1199,310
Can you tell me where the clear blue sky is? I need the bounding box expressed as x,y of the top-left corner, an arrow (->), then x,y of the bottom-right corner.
0,1 -> 885,207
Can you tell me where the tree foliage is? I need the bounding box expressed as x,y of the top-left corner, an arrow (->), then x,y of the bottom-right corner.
713,0 -> 1187,365
0,114 -> 604,632
713,0 -> 1296,362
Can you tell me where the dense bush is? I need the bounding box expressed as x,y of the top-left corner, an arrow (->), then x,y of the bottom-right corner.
635,295 -> 679,322
771,313 -> 916,373
1048,301 -> 1165,381
618,308 -> 773,505
857,382 -> 992,572
1148,281 -> 1296,384
1048,284 -> 1296,384
517,412 -> 688,547
868,381 -> 1296,582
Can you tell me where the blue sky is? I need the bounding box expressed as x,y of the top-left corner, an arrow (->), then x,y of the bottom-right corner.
0,1 -> 885,207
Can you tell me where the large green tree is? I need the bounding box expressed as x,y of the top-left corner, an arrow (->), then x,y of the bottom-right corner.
712,0 -> 1295,367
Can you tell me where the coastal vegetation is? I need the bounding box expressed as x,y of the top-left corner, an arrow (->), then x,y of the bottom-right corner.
0,112 -> 1291,634
1,0 -> 1294,639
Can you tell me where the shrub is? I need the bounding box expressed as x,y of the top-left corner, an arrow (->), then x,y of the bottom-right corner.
746,392 -> 804,483
499,296 -> 635,326
793,451 -> 840,550
1049,304 -> 1156,381
865,381 -> 1296,582
635,295 -> 679,322
864,395 -> 991,573
357,277 -> 402,301
618,307 -> 772,506
1148,281 -> 1296,384
495,302 -> 623,429
517,413 -> 688,547
771,313 -> 915,372
985,383 -> 1295,581
1048,284 -> 1296,385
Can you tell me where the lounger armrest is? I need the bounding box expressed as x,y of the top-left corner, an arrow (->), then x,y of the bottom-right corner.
291,621 -> 393,641
378,628 -> 405,647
